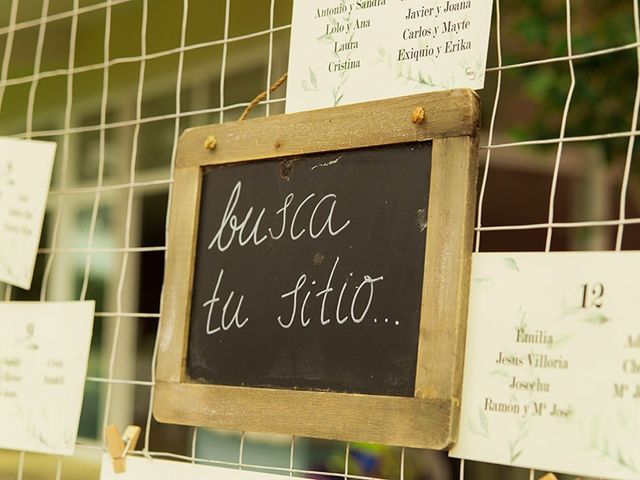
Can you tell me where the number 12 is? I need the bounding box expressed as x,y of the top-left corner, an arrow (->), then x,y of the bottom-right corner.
581,283 -> 604,309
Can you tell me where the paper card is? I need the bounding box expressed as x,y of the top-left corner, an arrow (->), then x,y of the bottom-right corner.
0,301 -> 95,455
99,454 -> 294,479
450,252 -> 640,479
285,0 -> 494,113
0,137 -> 56,289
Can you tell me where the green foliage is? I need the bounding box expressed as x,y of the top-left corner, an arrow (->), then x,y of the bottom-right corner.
504,1 -> 637,162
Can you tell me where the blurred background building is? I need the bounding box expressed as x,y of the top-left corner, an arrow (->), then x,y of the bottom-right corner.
0,1 -> 638,479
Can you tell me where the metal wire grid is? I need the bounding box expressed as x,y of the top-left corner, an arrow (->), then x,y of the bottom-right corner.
0,0 -> 637,479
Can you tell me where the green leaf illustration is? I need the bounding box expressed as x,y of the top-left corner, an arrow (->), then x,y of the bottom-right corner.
479,407 -> 489,435
474,277 -> 496,289
309,68 -> 318,89
580,311 -> 609,325
511,449 -> 523,462
503,257 -> 520,272
490,369 -> 511,379
549,333 -> 572,349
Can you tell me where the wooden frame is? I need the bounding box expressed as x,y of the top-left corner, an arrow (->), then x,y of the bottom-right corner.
154,89 -> 480,449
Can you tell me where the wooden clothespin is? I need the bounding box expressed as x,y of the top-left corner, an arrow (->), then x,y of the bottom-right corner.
105,424 -> 141,473
537,474 -> 558,480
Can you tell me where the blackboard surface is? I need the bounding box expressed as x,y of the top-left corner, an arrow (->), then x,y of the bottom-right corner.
187,142 -> 431,397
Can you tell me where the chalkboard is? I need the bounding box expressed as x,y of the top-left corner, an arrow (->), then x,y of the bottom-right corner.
154,90 -> 480,448
187,142 -> 431,397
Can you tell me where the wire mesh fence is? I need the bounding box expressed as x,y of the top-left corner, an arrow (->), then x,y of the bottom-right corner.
0,0 -> 638,479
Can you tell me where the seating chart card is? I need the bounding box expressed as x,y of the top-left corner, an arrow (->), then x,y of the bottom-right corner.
286,0 -> 493,113
0,302 -> 95,456
0,138 -> 56,289
451,252 -> 640,480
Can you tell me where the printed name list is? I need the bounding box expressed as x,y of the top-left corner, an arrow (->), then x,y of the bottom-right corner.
451,253 -> 640,480
286,0 -> 493,112
0,302 -> 94,456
